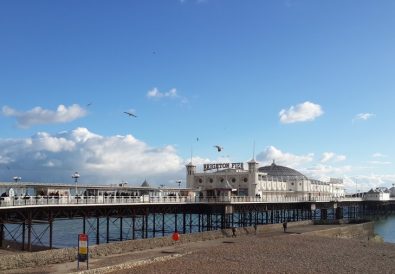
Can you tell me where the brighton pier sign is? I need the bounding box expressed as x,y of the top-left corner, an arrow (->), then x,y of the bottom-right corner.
203,162 -> 244,171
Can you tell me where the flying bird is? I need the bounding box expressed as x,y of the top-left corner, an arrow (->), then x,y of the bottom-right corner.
124,111 -> 137,118
86,102 -> 93,107
214,145 -> 223,152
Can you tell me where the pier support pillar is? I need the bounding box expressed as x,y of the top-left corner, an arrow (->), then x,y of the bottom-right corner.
335,207 -> 343,220
174,213 -> 178,232
183,212 -> 187,233
162,214 -> 165,236
152,213 -> 156,238
132,215 -> 135,240
0,223 -> 3,248
145,211 -> 149,238
22,222 -> 26,251
27,219 -> 32,251
189,213 -> 193,233
106,216 -> 110,243
120,217 -> 123,241
49,219 -> 53,249
96,217 -> 100,245
321,209 -> 328,220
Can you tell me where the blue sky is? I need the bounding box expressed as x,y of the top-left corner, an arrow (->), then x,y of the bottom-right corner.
1,0 -> 395,191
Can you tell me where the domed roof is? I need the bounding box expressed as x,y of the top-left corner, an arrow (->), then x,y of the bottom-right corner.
258,161 -> 307,179
141,179 -> 150,187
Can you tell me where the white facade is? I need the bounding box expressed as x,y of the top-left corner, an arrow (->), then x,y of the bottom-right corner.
186,160 -> 345,200
364,188 -> 390,201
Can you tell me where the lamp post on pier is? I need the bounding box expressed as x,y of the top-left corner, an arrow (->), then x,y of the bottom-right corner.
72,172 -> 80,196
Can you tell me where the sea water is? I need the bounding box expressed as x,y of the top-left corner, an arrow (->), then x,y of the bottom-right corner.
373,215 -> 395,243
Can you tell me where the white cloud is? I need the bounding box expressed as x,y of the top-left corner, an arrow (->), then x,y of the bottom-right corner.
256,146 -> 314,168
353,113 -> 375,121
0,128 -> 185,184
146,87 -> 188,105
368,160 -> 392,165
147,88 -> 178,99
320,152 -> 346,163
2,104 -> 87,128
372,153 -> 386,158
279,101 -> 323,124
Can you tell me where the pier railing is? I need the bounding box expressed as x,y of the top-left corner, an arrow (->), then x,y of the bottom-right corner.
0,195 -> 364,208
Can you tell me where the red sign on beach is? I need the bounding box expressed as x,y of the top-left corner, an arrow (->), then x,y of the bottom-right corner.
77,233 -> 89,269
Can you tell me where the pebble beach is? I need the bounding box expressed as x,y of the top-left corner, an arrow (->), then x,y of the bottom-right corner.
112,233 -> 395,274
3,224 -> 395,274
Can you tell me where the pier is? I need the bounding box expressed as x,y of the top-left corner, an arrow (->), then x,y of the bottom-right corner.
1,188 -> 395,251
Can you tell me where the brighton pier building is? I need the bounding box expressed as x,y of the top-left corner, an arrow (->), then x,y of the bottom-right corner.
186,159 -> 345,201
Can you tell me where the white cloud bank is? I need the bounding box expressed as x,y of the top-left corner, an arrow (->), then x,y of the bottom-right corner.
0,128 -> 185,185
343,175 -> 395,193
279,101 -> 323,124
2,104 -> 87,128
256,146 -> 395,191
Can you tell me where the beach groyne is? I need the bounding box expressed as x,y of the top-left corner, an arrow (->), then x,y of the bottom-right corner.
0,220 -> 375,271
307,221 -> 375,240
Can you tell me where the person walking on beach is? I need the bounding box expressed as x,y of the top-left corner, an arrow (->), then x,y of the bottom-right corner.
232,227 -> 236,237
282,221 -> 287,233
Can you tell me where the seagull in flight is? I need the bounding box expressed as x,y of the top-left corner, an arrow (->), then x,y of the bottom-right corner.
124,111 -> 137,118
214,145 -> 223,152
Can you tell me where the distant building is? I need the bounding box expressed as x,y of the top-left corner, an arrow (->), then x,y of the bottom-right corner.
365,187 -> 390,201
186,160 -> 345,200
389,185 -> 395,197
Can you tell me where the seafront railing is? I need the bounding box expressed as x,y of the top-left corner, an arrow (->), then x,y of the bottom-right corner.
0,195 -> 364,208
